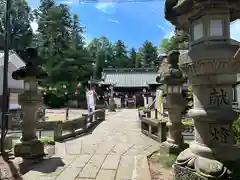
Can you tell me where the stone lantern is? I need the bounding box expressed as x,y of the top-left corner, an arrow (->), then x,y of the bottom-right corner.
157,50 -> 187,153
12,47 -> 48,159
164,0 -> 240,179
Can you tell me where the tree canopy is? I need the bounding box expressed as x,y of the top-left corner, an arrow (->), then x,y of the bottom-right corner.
159,29 -> 189,53
1,0 -> 169,107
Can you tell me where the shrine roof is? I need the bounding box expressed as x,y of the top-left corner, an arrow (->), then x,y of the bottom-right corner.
0,50 -> 25,69
101,68 -> 160,88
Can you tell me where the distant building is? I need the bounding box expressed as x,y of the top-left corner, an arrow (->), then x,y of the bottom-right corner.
101,68 -> 160,107
0,51 -> 25,110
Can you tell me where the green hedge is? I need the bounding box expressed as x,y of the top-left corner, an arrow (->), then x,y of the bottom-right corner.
233,113 -> 240,144
40,137 -> 55,145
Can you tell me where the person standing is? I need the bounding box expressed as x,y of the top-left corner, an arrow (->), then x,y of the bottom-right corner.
124,94 -> 128,108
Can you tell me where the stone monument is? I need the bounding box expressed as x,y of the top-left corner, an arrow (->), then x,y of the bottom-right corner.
157,50 -> 187,153
164,0 -> 240,179
12,47 -> 47,159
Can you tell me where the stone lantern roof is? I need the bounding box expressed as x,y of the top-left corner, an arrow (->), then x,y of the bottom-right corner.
12,47 -> 48,80
165,0 -> 240,29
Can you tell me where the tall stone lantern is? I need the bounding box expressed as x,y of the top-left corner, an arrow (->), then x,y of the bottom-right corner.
157,50 -> 187,153
12,47 -> 48,159
165,0 -> 240,179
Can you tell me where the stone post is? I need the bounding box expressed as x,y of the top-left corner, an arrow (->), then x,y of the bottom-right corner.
158,51 -> 187,153
14,78 -> 45,158
164,0 -> 240,179
108,84 -> 116,112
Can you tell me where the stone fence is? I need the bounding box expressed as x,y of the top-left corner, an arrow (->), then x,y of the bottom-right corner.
54,109 -> 105,141
8,109 -> 106,141
138,109 -> 194,142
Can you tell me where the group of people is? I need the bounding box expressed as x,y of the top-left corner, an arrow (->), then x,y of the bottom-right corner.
103,93 -> 140,108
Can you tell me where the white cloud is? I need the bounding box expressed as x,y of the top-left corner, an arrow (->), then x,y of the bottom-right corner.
108,18 -> 120,24
30,20 -> 38,33
156,24 -> 165,31
95,2 -> 116,14
157,23 -> 174,38
231,19 -> 240,41
58,0 -> 73,4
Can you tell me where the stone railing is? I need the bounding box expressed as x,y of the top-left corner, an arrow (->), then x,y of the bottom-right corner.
139,109 -> 167,142
7,109 -> 105,141
182,121 -> 194,140
139,109 -> 194,142
54,109 -> 105,141
141,117 -> 167,142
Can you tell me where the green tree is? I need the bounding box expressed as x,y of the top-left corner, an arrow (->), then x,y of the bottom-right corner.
135,52 -> 142,68
87,36 -> 114,78
113,40 -> 128,68
128,47 -> 136,68
139,40 -> 158,67
35,1 -> 93,107
0,0 -> 33,49
160,29 -> 189,53
71,14 -> 84,49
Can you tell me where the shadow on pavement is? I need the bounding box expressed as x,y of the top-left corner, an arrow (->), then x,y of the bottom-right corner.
19,157 -> 65,175
60,119 -> 104,142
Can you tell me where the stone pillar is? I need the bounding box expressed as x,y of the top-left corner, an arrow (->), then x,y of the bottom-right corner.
14,78 -> 45,159
164,108 -> 184,152
163,0 -> 240,179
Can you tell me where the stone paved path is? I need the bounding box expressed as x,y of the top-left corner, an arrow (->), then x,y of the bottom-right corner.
21,109 -> 159,180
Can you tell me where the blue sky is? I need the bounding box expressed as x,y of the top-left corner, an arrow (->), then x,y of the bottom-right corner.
28,0 -> 240,49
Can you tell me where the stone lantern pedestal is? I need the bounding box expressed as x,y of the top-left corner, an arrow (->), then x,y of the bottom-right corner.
164,0 -> 240,179
158,51 -> 187,153
14,78 -> 45,159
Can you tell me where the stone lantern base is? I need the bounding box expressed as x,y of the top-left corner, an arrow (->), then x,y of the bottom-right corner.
14,139 -> 45,159
173,147 -> 240,180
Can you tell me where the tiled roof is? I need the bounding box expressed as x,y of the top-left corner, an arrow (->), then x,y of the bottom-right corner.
102,68 -> 160,87
0,50 -> 25,68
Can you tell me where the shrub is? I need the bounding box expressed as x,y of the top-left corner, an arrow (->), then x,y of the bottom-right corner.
233,113 -> 240,144
40,137 -> 55,145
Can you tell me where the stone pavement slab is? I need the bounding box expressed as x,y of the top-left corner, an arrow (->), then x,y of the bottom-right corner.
21,109 -> 158,180
78,155 -> 106,179
70,155 -> 92,168
96,169 -> 116,180
102,155 -> 121,170
55,166 -> 82,180
115,156 -> 135,180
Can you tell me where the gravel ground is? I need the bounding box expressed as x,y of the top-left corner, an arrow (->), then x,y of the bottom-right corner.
148,151 -> 174,180
45,109 -> 87,121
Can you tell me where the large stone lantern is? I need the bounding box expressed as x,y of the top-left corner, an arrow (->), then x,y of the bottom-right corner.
164,0 -> 240,179
157,50 -> 187,153
12,47 -> 48,159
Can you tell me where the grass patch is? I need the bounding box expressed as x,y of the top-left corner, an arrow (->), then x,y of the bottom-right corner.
182,121 -> 193,125
40,137 -> 55,145
162,153 -> 178,168
149,148 -> 178,168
